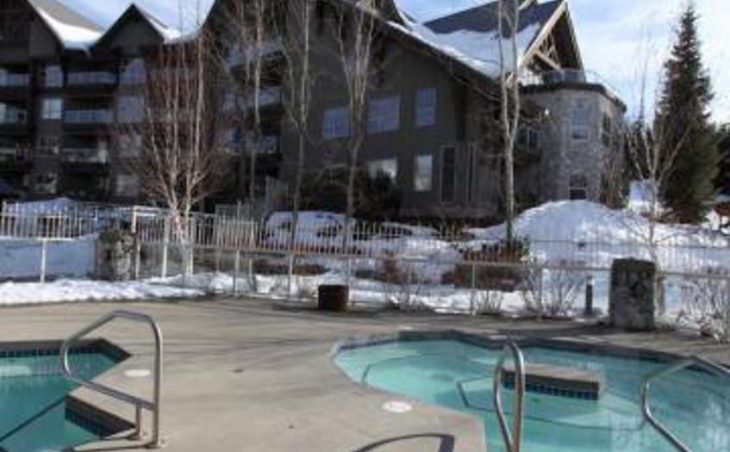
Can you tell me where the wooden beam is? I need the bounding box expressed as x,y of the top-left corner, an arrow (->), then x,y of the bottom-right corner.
534,49 -> 561,70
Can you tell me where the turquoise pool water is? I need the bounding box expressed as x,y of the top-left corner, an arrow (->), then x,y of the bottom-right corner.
335,339 -> 730,451
0,350 -> 118,452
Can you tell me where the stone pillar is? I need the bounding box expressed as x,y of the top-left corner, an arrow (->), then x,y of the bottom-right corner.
96,229 -> 135,281
609,259 -> 656,331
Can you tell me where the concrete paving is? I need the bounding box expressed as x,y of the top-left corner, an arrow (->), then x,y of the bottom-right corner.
0,298 -> 727,452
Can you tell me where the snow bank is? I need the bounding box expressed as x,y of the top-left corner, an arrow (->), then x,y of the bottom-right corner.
0,280 -> 202,305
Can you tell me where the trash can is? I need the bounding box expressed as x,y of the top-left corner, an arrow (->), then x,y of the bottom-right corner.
318,285 -> 349,312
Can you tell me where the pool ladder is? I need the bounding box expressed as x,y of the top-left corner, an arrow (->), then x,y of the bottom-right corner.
641,356 -> 730,452
493,339 -> 526,452
60,310 -> 164,449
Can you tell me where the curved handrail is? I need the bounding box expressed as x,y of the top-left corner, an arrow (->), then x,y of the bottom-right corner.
641,356 -> 730,452
492,339 -> 526,452
60,310 -> 163,448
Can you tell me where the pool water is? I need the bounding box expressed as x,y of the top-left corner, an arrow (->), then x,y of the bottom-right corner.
0,350 -> 119,452
335,339 -> 730,452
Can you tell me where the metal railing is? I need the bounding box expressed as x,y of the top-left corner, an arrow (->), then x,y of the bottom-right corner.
640,356 -> 730,452
60,311 -> 163,449
493,339 -> 526,452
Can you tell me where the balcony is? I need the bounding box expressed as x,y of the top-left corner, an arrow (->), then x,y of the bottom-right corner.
520,69 -> 621,100
0,109 -> 28,134
245,86 -> 282,110
0,73 -> 30,90
64,110 -> 113,124
60,148 -> 110,173
0,147 -> 32,173
67,71 -> 117,86
245,136 -> 279,155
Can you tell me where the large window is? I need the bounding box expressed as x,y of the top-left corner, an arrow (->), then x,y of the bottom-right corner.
41,98 -> 63,120
44,65 -> 63,88
414,154 -> 433,192
571,98 -> 591,141
368,158 -> 398,182
569,174 -> 588,200
120,58 -> 146,85
441,146 -> 456,202
116,96 -> 145,123
415,88 -> 437,127
323,106 -> 350,140
368,96 -> 400,134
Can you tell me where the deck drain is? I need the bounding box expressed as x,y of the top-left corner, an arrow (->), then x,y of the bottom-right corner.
382,400 -> 412,414
124,369 -> 151,378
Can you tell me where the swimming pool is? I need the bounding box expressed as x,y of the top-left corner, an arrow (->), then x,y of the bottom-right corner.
334,335 -> 730,451
0,342 -> 126,452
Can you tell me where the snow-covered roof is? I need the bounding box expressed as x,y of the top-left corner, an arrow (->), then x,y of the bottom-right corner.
390,0 -> 565,78
133,4 -> 184,43
27,0 -> 103,50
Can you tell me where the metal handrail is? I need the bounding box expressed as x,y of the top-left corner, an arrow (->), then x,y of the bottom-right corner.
492,339 -> 526,452
60,310 -> 163,448
641,356 -> 730,452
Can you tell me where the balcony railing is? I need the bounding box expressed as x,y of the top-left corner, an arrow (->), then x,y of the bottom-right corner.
244,87 -> 282,109
245,136 -> 279,155
0,147 -> 28,161
0,110 -> 27,125
61,148 -> 109,164
64,110 -> 114,124
0,73 -> 30,88
67,71 -> 117,86
520,69 -> 621,99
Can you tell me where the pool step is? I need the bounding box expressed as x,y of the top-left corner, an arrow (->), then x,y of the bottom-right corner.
502,363 -> 602,400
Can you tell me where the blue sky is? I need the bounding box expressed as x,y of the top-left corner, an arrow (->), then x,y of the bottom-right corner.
61,0 -> 729,122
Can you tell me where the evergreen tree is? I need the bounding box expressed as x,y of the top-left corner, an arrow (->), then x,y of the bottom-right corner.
717,124 -> 730,194
656,3 -> 720,223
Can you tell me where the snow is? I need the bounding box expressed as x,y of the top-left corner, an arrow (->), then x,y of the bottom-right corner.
391,8 -> 542,78
0,280 -> 202,305
35,8 -> 102,50
4,197 -> 78,215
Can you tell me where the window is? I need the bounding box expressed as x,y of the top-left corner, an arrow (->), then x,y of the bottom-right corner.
36,136 -> 60,156
571,98 -> 591,141
323,106 -> 350,140
466,143 -> 478,203
117,96 -> 145,123
368,158 -> 398,181
569,174 -> 588,200
415,88 -> 437,127
601,113 -> 613,147
414,154 -> 433,192
368,96 -> 400,134
115,174 -> 139,197
118,134 -> 142,157
519,127 -> 539,150
41,98 -> 63,120
441,146 -> 456,202
44,65 -> 63,88
120,58 -> 146,85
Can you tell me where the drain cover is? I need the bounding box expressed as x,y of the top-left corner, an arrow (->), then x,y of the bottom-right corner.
382,400 -> 412,414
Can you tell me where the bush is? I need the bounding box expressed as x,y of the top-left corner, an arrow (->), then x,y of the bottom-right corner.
471,290 -> 505,316
521,263 -> 585,317
445,237 -> 531,291
676,269 -> 730,342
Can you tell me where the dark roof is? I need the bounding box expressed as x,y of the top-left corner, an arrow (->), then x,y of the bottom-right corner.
424,0 -> 562,47
27,0 -> 104,32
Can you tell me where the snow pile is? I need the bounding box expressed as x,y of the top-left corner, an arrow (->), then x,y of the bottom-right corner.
3,197 -> 78,215
0,280 -> 202,305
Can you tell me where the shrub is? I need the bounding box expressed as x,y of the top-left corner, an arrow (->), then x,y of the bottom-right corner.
676,269 -> 730,342
521,263 -> 585,317
471,290 -> 505,316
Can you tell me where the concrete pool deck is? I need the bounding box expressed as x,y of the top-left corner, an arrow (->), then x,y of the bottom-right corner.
0,298 -> 728,452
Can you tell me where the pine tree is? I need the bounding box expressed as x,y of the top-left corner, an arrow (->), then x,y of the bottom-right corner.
717,124 -> 730,194
656,3 -> 720,223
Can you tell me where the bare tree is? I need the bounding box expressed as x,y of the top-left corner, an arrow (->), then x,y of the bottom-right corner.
212,0 -> 272,215
332,0 -> 379,247
497,0 -> 521,243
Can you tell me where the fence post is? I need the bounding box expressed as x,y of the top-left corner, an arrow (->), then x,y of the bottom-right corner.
39,239 -> 48,283
161,217 -> 169,279
130,206 -> 138,234
287,253 -> 294,299
134,241 -> 141,280
233,250 -> 240,295
470,263 -> 477,315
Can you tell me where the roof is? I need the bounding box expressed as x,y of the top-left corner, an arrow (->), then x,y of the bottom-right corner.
390,0 -> 567,78
133,4 -> 183,42
27,0 -> 104,50
93,4 -> 183,49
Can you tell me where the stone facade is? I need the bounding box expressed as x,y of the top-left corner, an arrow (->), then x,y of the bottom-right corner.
609,259 -> 656,331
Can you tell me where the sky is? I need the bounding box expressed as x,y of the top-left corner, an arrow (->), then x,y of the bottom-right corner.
60,0 -> 730,123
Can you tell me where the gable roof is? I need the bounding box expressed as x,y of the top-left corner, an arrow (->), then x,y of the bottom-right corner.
389,0 -> 578,79
26,0 -> 103,50
93,4 -> 182,50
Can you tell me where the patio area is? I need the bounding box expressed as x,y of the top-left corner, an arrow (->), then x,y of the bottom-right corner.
0,298 -> 728,452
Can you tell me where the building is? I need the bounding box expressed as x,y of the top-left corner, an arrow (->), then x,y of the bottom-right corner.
274,0 -> 626,221
1,0 -> 626,222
